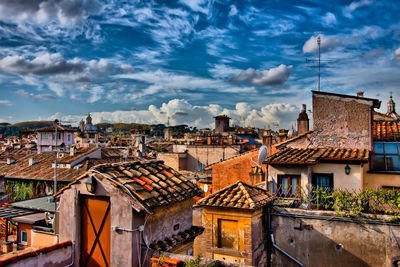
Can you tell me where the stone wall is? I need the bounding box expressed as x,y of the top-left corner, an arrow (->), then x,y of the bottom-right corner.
312,92 -> 374,150
271,207 -> 400,267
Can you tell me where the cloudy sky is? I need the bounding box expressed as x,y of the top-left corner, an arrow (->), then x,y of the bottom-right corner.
0,0 -> 400,129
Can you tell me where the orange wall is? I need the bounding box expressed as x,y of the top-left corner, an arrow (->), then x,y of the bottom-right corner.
210,150 -> 264,192
18,223 -> 32,248
31,231 -> 58,248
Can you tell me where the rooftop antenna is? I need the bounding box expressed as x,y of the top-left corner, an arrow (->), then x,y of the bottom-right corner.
306,35 -> 335,91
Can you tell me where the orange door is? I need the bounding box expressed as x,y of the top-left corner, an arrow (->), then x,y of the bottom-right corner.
81,196 -> 111,267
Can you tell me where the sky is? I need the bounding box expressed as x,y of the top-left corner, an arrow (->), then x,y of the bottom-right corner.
0,0 -> 400,129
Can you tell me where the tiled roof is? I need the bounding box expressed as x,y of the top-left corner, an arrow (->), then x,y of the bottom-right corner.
57,160 -> 203,211
274,130 -> 313,148
57,147 -> 99,164
149,226 -> 204,251
264,147 -> 369,165
36,125 -> 75,132
196,181 -> 272,210
0,153 -> 128,182
373,121 -> 400,141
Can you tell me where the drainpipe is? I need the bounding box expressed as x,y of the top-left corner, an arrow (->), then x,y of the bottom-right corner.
268,212 -> 305,267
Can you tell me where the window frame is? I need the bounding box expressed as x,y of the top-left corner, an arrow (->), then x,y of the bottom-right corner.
20,230 -> 28,245
277,174 -> 301,198
372,142 -> 400,172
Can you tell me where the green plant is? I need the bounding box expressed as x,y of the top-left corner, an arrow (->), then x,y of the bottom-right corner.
185,255 -> 202,267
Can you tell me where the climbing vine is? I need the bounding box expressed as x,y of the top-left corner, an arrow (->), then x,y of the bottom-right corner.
4,180 -> 65,202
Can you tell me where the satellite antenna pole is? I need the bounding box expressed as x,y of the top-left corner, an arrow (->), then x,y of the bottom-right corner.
317,36 -> 321,91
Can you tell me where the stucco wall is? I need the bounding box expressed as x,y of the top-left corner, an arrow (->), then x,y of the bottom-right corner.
5,243 -> 72,267
363,162 -> 400,189
186,146 -> 239,172
156,152 -> 187,171
268,163 -> 364,192
144,198 -> 193,245
312,163 -> 363,190
312,92 -> 373,150
271,208 -> 400,267
58,176 -> 134,266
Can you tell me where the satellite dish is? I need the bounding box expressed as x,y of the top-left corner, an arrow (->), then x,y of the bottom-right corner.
257,145 -> 268,166
204,184 -> 208,193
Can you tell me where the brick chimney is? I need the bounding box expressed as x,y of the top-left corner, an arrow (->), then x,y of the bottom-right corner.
262,129 -> 272,147
297,104 -> 309,135
277,129 -> 287,143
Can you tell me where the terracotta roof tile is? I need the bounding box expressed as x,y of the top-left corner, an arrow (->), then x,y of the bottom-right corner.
196,181 -> 273,210
265,147 -> 369,165
373,121 -> 400,141
56,160 -> 203,210
150,226 -> 204,251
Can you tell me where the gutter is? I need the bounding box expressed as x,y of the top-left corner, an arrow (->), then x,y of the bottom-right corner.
271,233 -> 305,267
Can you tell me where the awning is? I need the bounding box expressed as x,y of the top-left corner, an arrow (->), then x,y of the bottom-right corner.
0,206 -> 37,219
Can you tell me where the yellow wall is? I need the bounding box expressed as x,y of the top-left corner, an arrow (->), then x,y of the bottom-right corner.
312,163 -> 363,190
194,207 -> 254,266
363,162 -> 400,189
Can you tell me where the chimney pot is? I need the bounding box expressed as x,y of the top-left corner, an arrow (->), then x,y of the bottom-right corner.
357,91 -> 364,97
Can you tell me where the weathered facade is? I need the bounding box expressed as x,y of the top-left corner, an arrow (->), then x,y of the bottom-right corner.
56,160 -> 203,267
270,208 -> 400,267
194,181 -> 272,266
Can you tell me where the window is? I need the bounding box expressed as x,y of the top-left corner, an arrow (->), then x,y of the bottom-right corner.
217,219 -> 238,250
312,173 -> 334,207
372,142 -> 400,171
277,175 -> 300,197
42,133 -> 48,140
21,231 -> 28,245
67,134 -> 71,143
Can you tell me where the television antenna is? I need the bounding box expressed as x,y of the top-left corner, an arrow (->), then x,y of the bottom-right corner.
306,36 -> 335,91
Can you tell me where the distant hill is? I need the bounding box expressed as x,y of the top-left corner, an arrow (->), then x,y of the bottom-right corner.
0,121 -> 53,138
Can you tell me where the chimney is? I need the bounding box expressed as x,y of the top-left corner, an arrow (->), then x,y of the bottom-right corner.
297,104 -> 310,135
70,146 -> 76,156
28,157 -> 36,166
357,91 -> 364,97
278,129 -> 287,143
262,129 -> 272,147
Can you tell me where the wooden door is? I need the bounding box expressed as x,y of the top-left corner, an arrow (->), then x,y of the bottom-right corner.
81,196 -> 111,267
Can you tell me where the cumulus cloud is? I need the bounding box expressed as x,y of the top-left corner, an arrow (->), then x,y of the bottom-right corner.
16,89 -> 56,100
343,0 -> 372,18
0,100 -> 12,107
394,48 -> 400,61
51,99 -> 299,129
0,0 -> 100,26
321,12 -> 337,27
0,53 -> 84,75
302,34 -> 341,53
229,5 -> 238,16
229,65 -> 292,86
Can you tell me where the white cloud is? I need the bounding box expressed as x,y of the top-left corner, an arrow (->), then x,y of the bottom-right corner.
229,5 -> 238,16
47,82 -> 65,97
0,100 -> 12,107
51,99 -> 299,129
0,0 -> 100,26
302,34 -> 341,53
321,12 -> 337,27
395,48 -> 400,61
343,0 -> 373,18
16,89 -> 56,100
229,65 -> 293,86
88,86 -> 104,103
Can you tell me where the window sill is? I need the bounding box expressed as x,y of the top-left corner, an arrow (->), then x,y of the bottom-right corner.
367,170 -> 400,174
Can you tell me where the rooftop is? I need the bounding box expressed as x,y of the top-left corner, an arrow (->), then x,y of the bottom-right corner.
264,147 -> 369,165
373,121 -> 400,142
10,196 -> 56,212
36,125 -> 75,133
196,181 -> 272,210
56,160 -> 203,211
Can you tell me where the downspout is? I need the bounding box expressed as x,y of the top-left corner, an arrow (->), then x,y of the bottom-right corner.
268,212 -> 305,267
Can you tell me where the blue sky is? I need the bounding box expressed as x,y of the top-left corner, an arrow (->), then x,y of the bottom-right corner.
0,0 -> 400,129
